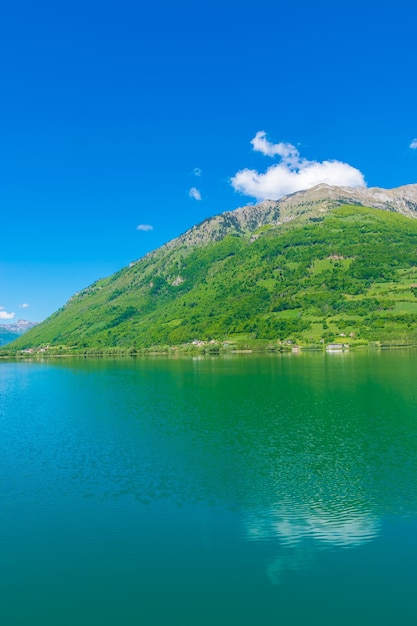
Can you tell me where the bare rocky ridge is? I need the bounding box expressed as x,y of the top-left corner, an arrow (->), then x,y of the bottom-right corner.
279,183 -> 417,218
142,183 -> 417,261
170,200 -> 282,247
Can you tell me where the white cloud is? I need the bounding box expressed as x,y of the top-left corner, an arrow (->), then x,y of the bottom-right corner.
189,187 -> 202,201
410,138 -> 417,150
193,167 -> 202,177
19,303 -> 29,309
231,131 -> 366,201
136,224 -> 153,232
0,310 -> 15,320
251,131 -> 300,163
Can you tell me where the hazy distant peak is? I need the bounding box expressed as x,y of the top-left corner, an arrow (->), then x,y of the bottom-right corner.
0,319 -> 38,333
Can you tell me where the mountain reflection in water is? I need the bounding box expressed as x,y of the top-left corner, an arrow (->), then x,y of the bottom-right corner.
2,353 -> 416,527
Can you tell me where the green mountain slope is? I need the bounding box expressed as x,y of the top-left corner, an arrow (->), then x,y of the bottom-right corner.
7,201 -> 417,354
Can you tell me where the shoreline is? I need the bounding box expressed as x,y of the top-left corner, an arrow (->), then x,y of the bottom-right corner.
2,339 -> 417,360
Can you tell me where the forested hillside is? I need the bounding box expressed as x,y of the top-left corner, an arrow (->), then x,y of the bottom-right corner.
7,203 -> 417,354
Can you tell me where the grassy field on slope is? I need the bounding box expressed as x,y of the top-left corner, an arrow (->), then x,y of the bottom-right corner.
7,204 -> 417,353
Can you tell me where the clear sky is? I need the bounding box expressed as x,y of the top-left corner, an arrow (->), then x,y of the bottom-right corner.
1,0 -> 417,323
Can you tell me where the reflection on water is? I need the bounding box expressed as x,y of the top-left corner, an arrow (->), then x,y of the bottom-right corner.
250,505 -> 380,585
1,352 -> 417,624
266,546 -> 316,585
2,353 -> 417,530
246,506 -> 380,547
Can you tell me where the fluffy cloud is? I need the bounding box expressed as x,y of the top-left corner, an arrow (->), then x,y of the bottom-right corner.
193,167 -> 202,177
251,131 -> 300,162
136,224 -> 153,232
19,303 -> 29,308
231,131 -> 366,201
0,310 -> 15,320
189,187 -> 202,201
410,138 -> 417,150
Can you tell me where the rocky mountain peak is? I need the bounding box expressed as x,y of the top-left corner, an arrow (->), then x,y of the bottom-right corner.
279,183 -> 417,217
142,183 -> 417,262
0,319 -> 38,333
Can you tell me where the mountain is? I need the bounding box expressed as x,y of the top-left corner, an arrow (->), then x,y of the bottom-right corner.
0,320 -> 38,346
152,182 -> 417,251
0,327 -> 20,347
6,183 -> 417,354
1,319 -> 38,334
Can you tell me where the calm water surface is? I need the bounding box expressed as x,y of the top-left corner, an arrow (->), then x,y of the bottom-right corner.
1,352 -> 417,625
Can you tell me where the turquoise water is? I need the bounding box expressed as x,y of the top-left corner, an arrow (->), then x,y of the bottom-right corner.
1,352 -> 417,625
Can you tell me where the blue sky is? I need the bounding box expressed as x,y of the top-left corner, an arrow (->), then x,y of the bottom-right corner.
1,0 -> 417,323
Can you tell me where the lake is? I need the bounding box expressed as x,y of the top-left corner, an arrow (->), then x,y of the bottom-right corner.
1,352 -> 416,625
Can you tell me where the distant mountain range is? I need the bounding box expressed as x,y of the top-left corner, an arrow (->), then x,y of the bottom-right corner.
0,320 -> 38,346
6,183 -> 417,354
